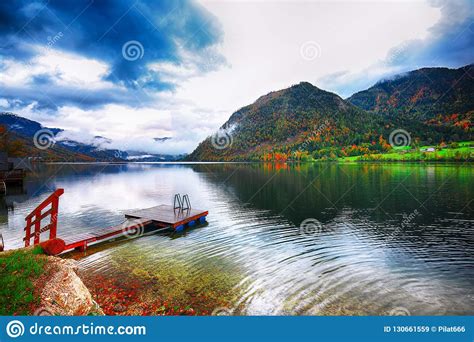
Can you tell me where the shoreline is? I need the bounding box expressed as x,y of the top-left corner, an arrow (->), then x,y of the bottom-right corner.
1,245 -> 238,316
0,247 -> 102,316
34,159 -> 474,165
28,158 -> 474,165
18,141 -> 473,165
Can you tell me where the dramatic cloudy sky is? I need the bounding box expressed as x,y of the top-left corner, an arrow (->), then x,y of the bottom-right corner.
0,0 -> 472,154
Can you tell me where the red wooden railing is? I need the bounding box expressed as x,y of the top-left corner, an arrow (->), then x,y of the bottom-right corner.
24,188 -> 64,247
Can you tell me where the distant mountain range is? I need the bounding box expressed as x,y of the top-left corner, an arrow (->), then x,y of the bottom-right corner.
0,113 -> 183,162
187,64 -> 473,161
2,64 -> 472,162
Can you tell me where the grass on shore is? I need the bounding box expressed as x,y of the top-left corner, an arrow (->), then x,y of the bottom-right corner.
0,246 -> 46,315
339,141 -> 473,162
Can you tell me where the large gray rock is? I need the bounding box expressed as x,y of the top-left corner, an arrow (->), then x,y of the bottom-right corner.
35,257 -> 103,316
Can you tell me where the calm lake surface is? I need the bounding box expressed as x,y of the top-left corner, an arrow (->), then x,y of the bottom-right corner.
1,162 -> 473,315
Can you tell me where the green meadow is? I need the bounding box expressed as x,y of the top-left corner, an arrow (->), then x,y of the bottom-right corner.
339,141 -> 473,162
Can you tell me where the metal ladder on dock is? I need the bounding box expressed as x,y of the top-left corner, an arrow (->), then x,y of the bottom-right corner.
173,193 -> 191,211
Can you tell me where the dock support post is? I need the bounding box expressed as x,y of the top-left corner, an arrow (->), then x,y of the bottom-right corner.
75,243 -> 87,252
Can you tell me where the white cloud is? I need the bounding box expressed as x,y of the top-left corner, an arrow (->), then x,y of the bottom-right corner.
2,1 -> 447,154
0,98 -> 9,108
174,0 -> 440,110
0,45 -> 112,89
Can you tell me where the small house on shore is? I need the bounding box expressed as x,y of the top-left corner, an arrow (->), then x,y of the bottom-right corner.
0,152 -> 27,186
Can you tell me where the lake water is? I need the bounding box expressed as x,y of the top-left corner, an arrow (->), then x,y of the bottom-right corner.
1,162 -> 473,315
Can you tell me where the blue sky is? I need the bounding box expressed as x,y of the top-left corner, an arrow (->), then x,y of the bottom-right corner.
0,0 -> 472,154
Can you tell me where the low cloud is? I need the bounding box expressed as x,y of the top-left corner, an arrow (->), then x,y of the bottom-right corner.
319,0 -> 474,98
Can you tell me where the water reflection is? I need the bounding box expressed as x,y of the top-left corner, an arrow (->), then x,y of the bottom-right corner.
1,162 -> 473,315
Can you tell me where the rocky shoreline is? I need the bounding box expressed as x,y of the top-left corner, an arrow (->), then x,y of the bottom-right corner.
0,247 -> 103,316
33,256 -> 103,316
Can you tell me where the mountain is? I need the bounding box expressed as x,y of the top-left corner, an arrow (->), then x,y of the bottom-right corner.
348,65 -> 474,129
188,82 -> 368,160
0,112 -> 126,161
187,77 -> 469,161
0,113 -> 62,138
0,112 -> 186,162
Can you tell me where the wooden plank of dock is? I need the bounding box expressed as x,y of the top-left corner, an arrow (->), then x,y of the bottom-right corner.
0,169 -> 26,182
124,204 -> 208,228
63,218 -> 152,252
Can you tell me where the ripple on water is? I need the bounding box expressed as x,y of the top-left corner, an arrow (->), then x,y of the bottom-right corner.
1,163 -> 473,315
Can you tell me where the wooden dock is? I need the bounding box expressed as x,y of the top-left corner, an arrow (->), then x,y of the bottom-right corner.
64,205 -> 208,252
22,189 -> 208,254
125,205 -> 208,230
0,169 -> 26,184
